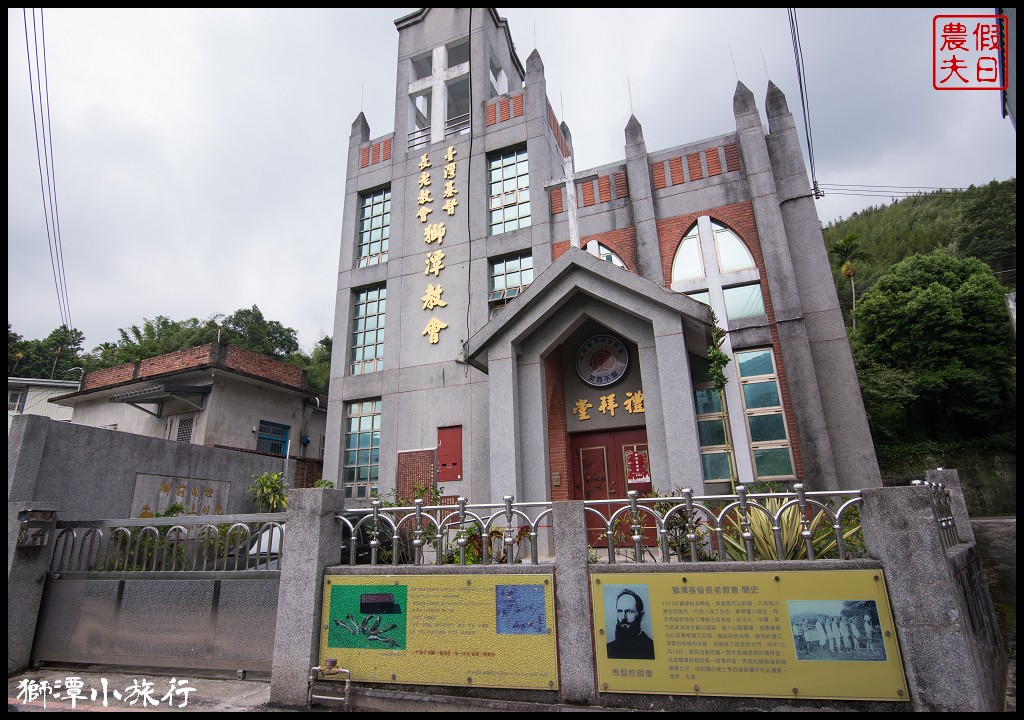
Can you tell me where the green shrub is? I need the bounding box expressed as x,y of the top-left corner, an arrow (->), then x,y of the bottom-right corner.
246,471 -> 289,513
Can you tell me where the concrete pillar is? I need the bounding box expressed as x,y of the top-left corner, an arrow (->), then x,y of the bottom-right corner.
487,349 -> 521,503
269,488 -> 347,707
552,500 -> 596,705
649,316 -> 703,495
860,485 -> 991,711
623,116 -> 664,283
8,501 -> 58,673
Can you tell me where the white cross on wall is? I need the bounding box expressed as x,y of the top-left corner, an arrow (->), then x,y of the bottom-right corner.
407,45 -> 470,146
545,153 -> 598,249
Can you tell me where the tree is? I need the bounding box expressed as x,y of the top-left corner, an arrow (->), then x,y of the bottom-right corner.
7,324 -> 87,380
828,233 -> 872,330
953,178 -> 1016,289
220,306 -> 299,358
86,315 -> 221,367
853,252 -> 1015,443
303,336 -> 332,393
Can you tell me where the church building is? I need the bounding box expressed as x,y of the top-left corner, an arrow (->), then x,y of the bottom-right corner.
322,8 -> 881,509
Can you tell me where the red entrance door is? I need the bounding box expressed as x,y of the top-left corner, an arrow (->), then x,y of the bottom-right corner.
570,428 -> 652,546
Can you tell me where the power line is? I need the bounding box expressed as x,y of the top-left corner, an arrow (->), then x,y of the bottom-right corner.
39,9 -> 73,332
22,7 -> 73,332
787,8 -> 822,199
815,182 -> 1017,200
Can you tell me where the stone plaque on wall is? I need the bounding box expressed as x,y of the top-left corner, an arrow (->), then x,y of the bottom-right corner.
130,473 -> 231,518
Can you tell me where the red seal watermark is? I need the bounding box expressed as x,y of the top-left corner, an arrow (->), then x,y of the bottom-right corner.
933,14 -> 1008,90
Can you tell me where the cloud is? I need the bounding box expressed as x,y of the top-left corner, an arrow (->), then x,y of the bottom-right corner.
7,8 -> 1015,353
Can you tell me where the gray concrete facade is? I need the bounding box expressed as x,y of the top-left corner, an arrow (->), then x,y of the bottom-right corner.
323,7 -> 880,508
8,414 -> 299,520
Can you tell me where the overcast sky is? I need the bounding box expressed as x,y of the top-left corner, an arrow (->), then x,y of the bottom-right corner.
7,8 -> 1016,355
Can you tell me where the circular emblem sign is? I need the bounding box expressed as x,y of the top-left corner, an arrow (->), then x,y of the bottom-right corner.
576,335 -> 629,388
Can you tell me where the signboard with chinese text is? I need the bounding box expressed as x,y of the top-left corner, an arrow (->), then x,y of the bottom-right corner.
624,450 -> 650,484
319,573 -> 558,689
592,570 -> 908,701
130,473 -> 229,518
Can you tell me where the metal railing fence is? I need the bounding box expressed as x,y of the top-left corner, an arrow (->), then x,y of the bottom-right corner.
49,513 -> 285,573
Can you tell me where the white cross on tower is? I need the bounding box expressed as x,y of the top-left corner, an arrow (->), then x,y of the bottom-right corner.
545,153 -> 598,249
407,45 -> 470,147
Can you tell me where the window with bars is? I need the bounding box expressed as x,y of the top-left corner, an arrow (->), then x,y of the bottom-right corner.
357,188 -> 391,267
165,414 -> 196,444
342,399 -> 381,500
256,419 -> 289,456
350,284 -> 386,375
487,147 -> 531,235
736,348 -> 795,481
175,417 -> 194,443
488,252 -> 533,318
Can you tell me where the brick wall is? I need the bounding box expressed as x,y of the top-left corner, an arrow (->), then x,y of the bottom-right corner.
546,101 -> 570,158
291,458 -> 325,489
545,352 -> 571,502
81,364 -> 137,390
651,142 -> 740,189
223,346 -> 305,389
82,342 -> 307,392
687,152 -> 703,181
549,172 -> 630,217
551,228 -> 638,274
138,344 -> 213,379
705,147 -> 723,176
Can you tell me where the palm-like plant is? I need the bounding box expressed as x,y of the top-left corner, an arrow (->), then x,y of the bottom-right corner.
828,233 -> 872,331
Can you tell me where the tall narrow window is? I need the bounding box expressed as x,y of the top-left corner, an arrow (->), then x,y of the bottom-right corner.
690,356 -> 737,494
357,188 -> 390,267
350,284 -> 386,375
489,251 -> 533,318
488,147 -> 531,235
736,348 -> 795,481
343,399 -> 381,500
256,419 -> 289,456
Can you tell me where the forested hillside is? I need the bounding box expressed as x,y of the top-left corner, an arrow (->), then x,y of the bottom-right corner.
822,178 -> 1016,514
821,178 -> 1016,319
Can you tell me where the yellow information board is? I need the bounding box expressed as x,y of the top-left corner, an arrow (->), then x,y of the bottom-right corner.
319,573 -> 558,689
592,570 -> 908,701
